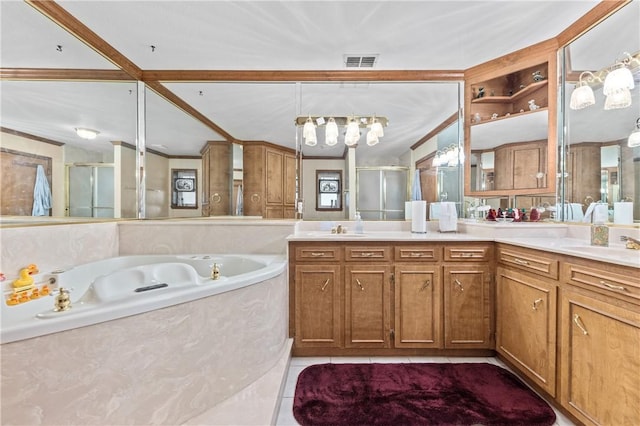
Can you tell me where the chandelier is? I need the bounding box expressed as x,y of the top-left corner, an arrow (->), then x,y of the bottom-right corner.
296,115 -> 388,147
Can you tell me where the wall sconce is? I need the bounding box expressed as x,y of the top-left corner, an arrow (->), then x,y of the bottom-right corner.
569,71 -> 595,110
629,118 -> 640,148
75,128 -> 99,140
431,144 -> 463,167
603,53 -> 635,110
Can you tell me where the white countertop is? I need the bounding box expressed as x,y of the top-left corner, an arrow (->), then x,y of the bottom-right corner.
287,221 -> 640,268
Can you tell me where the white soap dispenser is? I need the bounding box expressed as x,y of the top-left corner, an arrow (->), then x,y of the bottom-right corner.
355,212 -> 364,234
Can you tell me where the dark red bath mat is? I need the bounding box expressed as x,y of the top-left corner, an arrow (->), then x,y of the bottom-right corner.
293,362 -> 556,426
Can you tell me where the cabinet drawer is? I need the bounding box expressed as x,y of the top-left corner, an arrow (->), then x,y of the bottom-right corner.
563,262 -> 640,305
395,246 -> 440,262
294,246 -> 341,261
345,246 -> 391,261
444,245 -> 491,262
497,245 -> 558,279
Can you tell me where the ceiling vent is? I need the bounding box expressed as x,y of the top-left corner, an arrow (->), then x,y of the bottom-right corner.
344,54 -> 379,68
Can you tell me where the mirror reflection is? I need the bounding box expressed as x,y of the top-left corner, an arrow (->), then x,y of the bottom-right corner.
562,1 -> 639,224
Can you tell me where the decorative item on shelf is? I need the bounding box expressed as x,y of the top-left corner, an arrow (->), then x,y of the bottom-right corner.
491,113 -> 498,120
569,71 -> 596,110
532,70 -> 545,82
473,112 -> 481,123
476,87 -> 485,99
529,208 -> 540,222
528,99 -> 540,111
629,118 -> 640,148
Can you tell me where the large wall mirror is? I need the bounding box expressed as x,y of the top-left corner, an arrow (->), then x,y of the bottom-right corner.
561,1 -> 639,224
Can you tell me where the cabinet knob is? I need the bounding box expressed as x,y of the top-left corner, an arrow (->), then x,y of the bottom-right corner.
532,298 -> 543,310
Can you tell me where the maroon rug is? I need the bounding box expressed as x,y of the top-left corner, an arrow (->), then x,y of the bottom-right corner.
293,363 -> 556,426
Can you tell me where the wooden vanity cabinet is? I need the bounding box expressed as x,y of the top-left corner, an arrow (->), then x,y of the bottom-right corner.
290,244 -> 343,349
394,245 -> 442,348
443,244 -> 494,349
559,258 -> 640,426
496,244 -> 558,396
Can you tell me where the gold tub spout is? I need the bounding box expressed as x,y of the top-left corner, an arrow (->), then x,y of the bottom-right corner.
621,236 -> 640,250
54,287 -> 72,312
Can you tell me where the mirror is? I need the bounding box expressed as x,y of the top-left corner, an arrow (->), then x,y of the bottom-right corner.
561,1 -> 639,224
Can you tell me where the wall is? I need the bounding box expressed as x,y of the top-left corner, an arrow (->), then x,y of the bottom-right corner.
0,132 -> 65,216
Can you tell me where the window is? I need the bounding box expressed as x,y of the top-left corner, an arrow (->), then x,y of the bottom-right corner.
171,169 -> 197,209
316,170 -> 342,211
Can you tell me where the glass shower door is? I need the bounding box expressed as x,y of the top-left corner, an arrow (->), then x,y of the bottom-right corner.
67,164 -> 114,217
356,167 -> 408,220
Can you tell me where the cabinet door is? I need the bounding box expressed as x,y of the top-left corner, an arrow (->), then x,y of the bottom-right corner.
265,149 -> 283,204
496,267 -> 556,396
443,264 -> 492,349
284,153 -> 297,207
560,290 -> 640,426
394,265 -> 442,348
345,265 -> 391,348
294,265 -> 342,348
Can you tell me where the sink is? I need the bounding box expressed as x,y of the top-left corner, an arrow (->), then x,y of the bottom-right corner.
563,245 -> 639,259
301,232 -> 368,238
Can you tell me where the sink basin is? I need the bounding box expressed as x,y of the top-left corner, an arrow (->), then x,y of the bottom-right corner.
563,245 -> 639,259
302,232 -> 368,238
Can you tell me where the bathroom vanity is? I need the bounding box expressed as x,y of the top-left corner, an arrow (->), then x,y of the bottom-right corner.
287,226 -> 640,426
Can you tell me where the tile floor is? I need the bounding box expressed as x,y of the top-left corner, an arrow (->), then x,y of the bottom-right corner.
275,356 -> 576,426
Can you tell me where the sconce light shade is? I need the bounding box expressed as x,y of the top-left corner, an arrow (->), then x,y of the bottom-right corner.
366,130 -> 379,146
303,117 -> 317,146
75,128 -> 99,140
603,62 -> 635,96
569,71 -> 596,110
604,86 -> 632,110
325,117 -> 339,146
344,119 -> 360,146
370,119 -> 384,138
629,118 -> 640,148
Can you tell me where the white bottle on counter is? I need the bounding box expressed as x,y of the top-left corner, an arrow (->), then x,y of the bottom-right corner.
355,212 -> 364,234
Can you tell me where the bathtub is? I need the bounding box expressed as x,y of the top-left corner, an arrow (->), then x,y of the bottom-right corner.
1,254 -> 290,425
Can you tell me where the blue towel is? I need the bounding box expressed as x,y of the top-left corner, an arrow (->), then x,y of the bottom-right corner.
32,165 -> 52,216
411,169 -> 422,201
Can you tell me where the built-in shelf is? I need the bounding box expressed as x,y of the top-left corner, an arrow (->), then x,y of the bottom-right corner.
471,80 -> 548,104
470,107 -> 548,127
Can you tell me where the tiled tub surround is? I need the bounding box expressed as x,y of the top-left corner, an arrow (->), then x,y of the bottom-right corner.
1,269 -> 289,425
0,219 -> 297,425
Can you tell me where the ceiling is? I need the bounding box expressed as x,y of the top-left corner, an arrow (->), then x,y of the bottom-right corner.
0,0 -> 612,164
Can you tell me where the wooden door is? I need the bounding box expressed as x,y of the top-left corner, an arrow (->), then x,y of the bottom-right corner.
513,141 -> 546,190
443,264 -> 492,348
496,267 -> 556,396
560,290 -> 640,426
265,149 -> 283,205
0,149 -> 52,216
242,145 -> 264,217
345,265 -> 391,348
294,264 -> 342,348
394,264 -> 442,348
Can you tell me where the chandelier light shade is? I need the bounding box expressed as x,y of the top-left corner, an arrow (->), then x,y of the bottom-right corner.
432,144 -> 463,167
75,128 -> 99,140
370,117 -> 384,137
569,71 -> 596,110
344,118 -> 361,146
629,118 -> 640,148
325,117 -> 339,146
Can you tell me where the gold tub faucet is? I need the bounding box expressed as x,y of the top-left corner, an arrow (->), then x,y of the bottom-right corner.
621,236 -> 640,250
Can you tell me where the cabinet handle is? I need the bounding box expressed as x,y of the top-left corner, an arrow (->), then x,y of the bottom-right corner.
573,314 -> 589,335
599,280 -> 626,291
250,193 -> 260,203
211,193 -> 222,203
321,278 -> 330,291
513,258 -> 529,265
420,279 -> 431,291
410,252 -> 425,257
310,252 -> 326,257
359,252 -> 374,257
532,298 -> 543,310
356,278 -> 364,291
454,279 -> 464,292
461,252 -> 474,257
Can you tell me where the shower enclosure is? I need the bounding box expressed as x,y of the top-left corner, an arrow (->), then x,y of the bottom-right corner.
66,164 -> 115,218
356,167 -> 409,220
